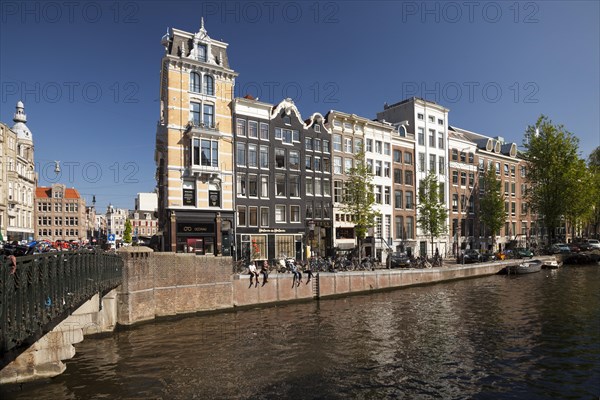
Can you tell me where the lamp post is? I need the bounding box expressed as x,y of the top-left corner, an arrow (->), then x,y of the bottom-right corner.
307,219 -> 315,259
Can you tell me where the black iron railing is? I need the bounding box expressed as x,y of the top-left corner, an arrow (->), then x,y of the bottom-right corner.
0,251 -> 122,366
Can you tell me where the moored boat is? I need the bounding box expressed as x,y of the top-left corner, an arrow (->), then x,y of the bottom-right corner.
508,259 -> 543,274
542,259 -> 562,269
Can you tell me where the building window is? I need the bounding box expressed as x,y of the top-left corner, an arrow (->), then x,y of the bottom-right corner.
366,139 -> 373,152
236,119 -> 246,137
384,186 -> 391,205
196,43 -> 207,61
428,115 -> 435,123
323,139 -> 330,153
248,144 -> 258,168
375,160 -> 382,176
260,123 -> 269,140
438,133 -> 444,149
394,168 -> 402,184
285,150 -> 298,170
418,128 -> 424,145
248,175 -> 258,197
260,207 -> 269,227
438,156 -> 445,175
190,102 -> 201,125
314,124 -> 321,133
315,178 -> 322,196
192,138 -> 218,167
395,190 -> 403,208
249,207 -> 258,227
333,156 -> 342,174
393,149 -> 401,163
375,141 -> 382,154
314,139 -> 321,152
190,72 -> 201,92
259,146 -> 269,169
404,171 -> 413,185
305,137 -> 313,151
417,113 -> 424,120
203,104 -> 214,127
333,134 -> 342,151
345,138 -> 353,153
248,121 -> 258,138
306,177 -> 313,195
334,180 -> 343,203
306,155 -> 313,171
237,206 -> 247,226
290,176 -> 300,197
461,172 -> 467,186
275,205 -> 286,223
275,148 -> 286,168
406,217 -> 414,239
276,174 -> 286,197
290,205 -> 300,222
418,153 -> 425,172
404,152 -> 412,165
345,158 -> 353,174
203,75 -> 214,95
314,157 -> 322,172
405,191 -> 413,209
429,130 -> 435,147
237,175 -> 247,197
260,175 -> 269,198
429,154 -> 436,174
236,143 -> 246,166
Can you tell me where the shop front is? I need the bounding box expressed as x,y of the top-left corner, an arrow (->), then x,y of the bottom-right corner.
169,210 -> 234,255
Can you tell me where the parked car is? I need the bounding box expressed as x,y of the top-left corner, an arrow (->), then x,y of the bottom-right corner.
480,251 -> 496,262
388,252 -> 410,268
462,249 -> 482,264
581,239 -> 600,250
550,243 -> 571,254
568,243 -> 581,253
514,247 -> 534,258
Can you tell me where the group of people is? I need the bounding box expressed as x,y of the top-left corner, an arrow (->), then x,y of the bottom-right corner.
247,259 -> 314,287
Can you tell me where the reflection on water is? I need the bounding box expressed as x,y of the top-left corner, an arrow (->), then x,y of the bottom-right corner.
2,265 -> 599,399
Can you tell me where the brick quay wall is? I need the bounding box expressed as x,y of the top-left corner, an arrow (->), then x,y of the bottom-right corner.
118,247 -> 548,325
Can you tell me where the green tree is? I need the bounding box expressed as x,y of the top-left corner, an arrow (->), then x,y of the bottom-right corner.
587,147 -> 600,236
341,149 -> 380,258
123,219 -> 133,244
478,167 -> 505,251
417,171 -> 448,255
522,115 -> 582,244
564,158 -> 595,239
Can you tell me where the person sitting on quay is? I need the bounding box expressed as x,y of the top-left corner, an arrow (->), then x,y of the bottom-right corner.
304,260 -> 314,284
248,262 -> 259,287
261,260 -> 269,285
289,259 -> 302,287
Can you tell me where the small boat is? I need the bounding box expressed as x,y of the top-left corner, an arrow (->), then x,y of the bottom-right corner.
542,259 -> 562,269
508,259 -> 543,275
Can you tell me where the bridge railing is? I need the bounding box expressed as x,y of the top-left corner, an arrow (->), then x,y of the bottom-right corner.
1,251 -> 123,361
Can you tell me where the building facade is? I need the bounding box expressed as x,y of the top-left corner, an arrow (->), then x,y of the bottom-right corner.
233,97 -> 331,262
130,192 -> 159,243
377,97 -> 450,256
325,111 -> 397,260
105,204 -> 128,241
35,184 -> 86,242
0,102 -> 36,242
155,20 -> 237,255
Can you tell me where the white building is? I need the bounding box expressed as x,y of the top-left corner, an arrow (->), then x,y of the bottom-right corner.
105,204 -> 128,240
135,192 -> 158,212
377,97 -> 450,257
0,101 -> 36,242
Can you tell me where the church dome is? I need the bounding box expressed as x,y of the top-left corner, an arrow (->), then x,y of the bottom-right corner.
12,101 -> 33,142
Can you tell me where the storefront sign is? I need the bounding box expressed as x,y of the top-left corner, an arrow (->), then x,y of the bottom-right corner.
258,228 -> 286,233
183,188 -> 195,206
177,222 -> 215,234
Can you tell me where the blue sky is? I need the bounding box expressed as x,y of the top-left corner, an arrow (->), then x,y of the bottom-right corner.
1,1 -> 598,209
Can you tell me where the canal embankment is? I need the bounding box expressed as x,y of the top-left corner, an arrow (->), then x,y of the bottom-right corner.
118,247 -> 557,324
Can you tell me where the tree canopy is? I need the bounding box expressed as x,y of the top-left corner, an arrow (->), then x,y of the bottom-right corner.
417,171 -> 447,255
478,167 -> 505,249
123,219 -> 132,244
522,115 -> 584,242
340,149 -> 379,257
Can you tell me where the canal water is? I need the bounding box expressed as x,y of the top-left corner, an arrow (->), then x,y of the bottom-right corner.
2,265 -> 599,399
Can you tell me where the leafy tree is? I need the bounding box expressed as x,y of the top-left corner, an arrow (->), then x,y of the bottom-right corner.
123,219 -> 133,244
589,146 -> 600,167
522,115 -> 583,243
417,171 -> 448,255
478,167 -> 505,251
564,158 -> 595,239
341,149 -> 380,258
587,147 -> 600,236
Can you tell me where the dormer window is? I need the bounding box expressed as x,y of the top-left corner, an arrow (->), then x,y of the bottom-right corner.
53,190 -> 63,199
197,43 -> 207,62
283,116 -> 291,125
314,124 -> 321,133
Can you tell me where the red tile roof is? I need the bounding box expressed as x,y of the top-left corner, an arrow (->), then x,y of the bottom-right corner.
36,187 -> 81,199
